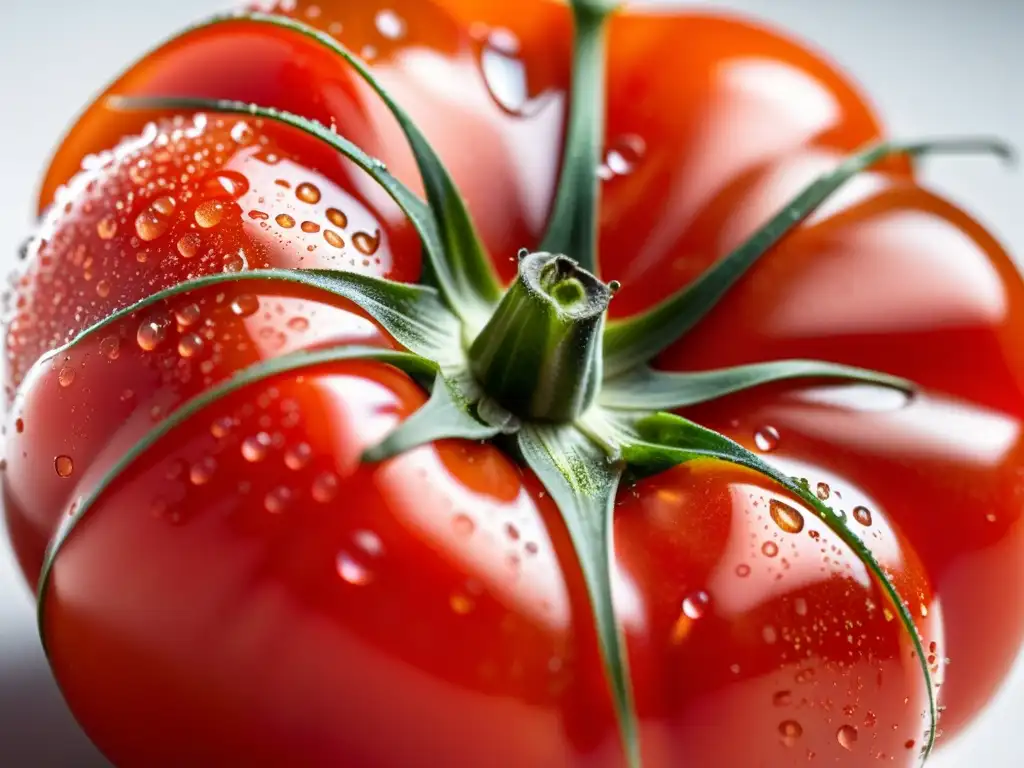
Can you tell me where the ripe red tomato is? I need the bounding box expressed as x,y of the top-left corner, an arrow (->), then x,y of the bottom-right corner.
5,1 -> 1023,766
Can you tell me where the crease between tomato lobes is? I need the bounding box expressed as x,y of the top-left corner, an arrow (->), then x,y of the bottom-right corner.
4,1 -> 1019,768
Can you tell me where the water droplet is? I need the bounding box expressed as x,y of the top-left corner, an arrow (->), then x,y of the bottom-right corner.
177,233 -> 201,259
754,425 -> 780,452
177,333 -> 204,358
231,294 -> 260,317
852,506 -> 873,526
336,552 -> 372,585
905,740 -> 916,750
174,303 -> 201,327
15,418 -> 24,433
189,456 -> 217,485
375,9 -> 406,40
100,335 -> 121,360
773,690 -> 792,707
55,454 -> 74,478
452,513 -> 475,537
241,432 -> 272,462
95,279 -> 111,298
295,182 -> 322,204
762,625 -> 778,644
770,499 -> 805,534
264,486 -> 293,513
816,482 -> 831,500
319,229 -> 344,249
354,529 -> 383,557
231,121 -> 255,145
479,28 -> 544,116
352,229 -> 380,255
96,216 -> 118,240
450,593 -> 475,615
58,366 -> 75,387
735,563 -> 751,578
681,590 -> 711,620
837,725 -> 858,751
134,196 -> 177,241
598,135 -> 645,180
300,220 -> 320,233
284,442 -> 312,470
210,416 -> 234,438
794,597 -> 808,616
222,252 -> 247,272
194,200 -> 226,228
762,540 -> 779,558
275,213 -> 296,229
204,170 -> 249,199
779,720 -> 803,747
248,209 -> 269,221
312,471 -> 339,503
287,316 -> 310,332
326,207 -> 347,228
137,319 -> 167,350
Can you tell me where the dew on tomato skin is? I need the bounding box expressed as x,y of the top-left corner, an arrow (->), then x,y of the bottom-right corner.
375,9 -> 406,40
194,200 -> 226,228
325,207 -> 347,228
286,316 -> 309,332
57,365 -> 75,387
816,482 -> 831,500
189,456 -> 217,486
450,593 -> 475,615
837,725 -> 858,750
176,233 -> 201,259
210,416 -> 234,438
300,220 -> 320,233
54,454 -> 74,478
248,209 -> 269,221
681,590 -> 711,620
597,134 -> 646,181
230,294 -> 260,317
754,425 -> 780,452
353,530 -> 384,557
230,121 -> 255,145
137,319 -> 167,350
275,213 -> 296,229
283,442 -> 312,470
853,505 -> 873,526
203,170 -> 250,200
352,229 -> 380,255
735,563 -> 751,578
794,597 -> 809,616
323,230 -> 345,248
762,540 -> 779,557
174,302 -> 201,327
102,335 -> 122,360
135,196 -> 177,241
295,182 -> 321,204
241,432 -> 272,462
477,27 -> 545,117
311,471 -> 339,503
264,486 -> 293,514
177,333 -> 204,358
762,625 -> 778,644
222,252 -> 247,273
452,513 -> 476,537
15,418 -> 23,433
773,690 -> 793,707
779,720 -> 803,747
770,499 -> 805,534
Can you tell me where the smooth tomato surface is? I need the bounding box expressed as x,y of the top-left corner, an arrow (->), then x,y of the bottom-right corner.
6,0 -> 1024,765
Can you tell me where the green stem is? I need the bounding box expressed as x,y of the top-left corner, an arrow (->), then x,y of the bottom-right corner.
469,252 -> 611,421
539,6 -> 610,274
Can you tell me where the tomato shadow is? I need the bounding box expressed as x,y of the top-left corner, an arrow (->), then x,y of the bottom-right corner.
0,646 -> 110,766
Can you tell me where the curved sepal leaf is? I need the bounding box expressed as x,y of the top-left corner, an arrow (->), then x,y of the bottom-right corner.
622,412 -> 937,761
600,359 -> 914,411
51,268 -> 463,365
517,425 -> 640,768
539,4 -> 609,273
200,11 -> 502,326
37,345 -> 437,649
361,372 -> 504,462
603,137 -> 1015,376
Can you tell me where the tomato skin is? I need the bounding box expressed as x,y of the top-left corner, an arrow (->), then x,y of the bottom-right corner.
6,0 -> 1024,764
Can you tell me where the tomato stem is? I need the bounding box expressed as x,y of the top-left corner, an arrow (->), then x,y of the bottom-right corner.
469,251 -> 611,421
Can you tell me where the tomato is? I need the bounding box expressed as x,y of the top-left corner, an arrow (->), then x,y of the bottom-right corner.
6,0 -> 1023,766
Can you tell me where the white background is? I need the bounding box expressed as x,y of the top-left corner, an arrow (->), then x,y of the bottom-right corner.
1,1 -> 1021,764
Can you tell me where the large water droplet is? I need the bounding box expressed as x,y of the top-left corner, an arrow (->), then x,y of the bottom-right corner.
137,319 -> 167,351
754,425 -> 780,452
58,366 -> 75,387
96,216 -> 118,240
770,499 -> 805,534
55,455 -> 74,478
231,294 -> 260,317
324,229 -> 345,248
681,590 -> 711,620
478,28 -> 547,116
352,229 -> 380,255
135,196 -> 177,241
177,233 -> 201,259
295,182 -> 322,204
852,506 -> 873,526
326,207 -> 347,228
194,200 -> 226,228
276,213 -> 296,229
837,725 -> 858,751
778,720 -> 803,747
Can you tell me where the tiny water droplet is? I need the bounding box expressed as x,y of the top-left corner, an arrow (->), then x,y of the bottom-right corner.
276,213 -> 296,229
599,135 -> 645,180
681,590 -> 711,620
837,725 -> 858,751
754,425 -> 780,452
210,416 -> 234,438
336,552 -> 372,585
241,432 -> 272,462
375,9 -> 406,40
264,486 -> 293,513
852,506 -> 873,526
762,625 -> 778,644
354,529 -> 384,557
352,229 -> 380,255
779,720 -> 803,747
231,294 -> 260,317
794,597 -> 808,616
189,456 -> 217,485
97,216 -> 118,239
295,182 -> 322,204
312,471 -> 339,502
735,563 -> 751,578
175,303 -> 201,327
55,455 -> 74,478
770,499 -> 805,534
284,442 -> 312,470
287,316 -> 310,332
58,366 -> 75,387
326,207 -> 347,228
137,319 -> 167,350
762,540 -> 779,558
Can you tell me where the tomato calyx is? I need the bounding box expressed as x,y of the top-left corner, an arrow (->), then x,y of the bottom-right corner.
30,3 -> 1022,766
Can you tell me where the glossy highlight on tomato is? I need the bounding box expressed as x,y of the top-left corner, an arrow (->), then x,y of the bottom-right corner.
4,1 -> 1023,767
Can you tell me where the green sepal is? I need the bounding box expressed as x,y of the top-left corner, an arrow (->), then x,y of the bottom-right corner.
517,425 -> 640,768
539,4 -> 610,274
622,412 -> 937,761
361,372 -> 505,462
600,359 -> 914,411
36,345 -> 437,651
45,267 -> 464,366
603,137 -> 1015,376
202,11 -> 502,328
